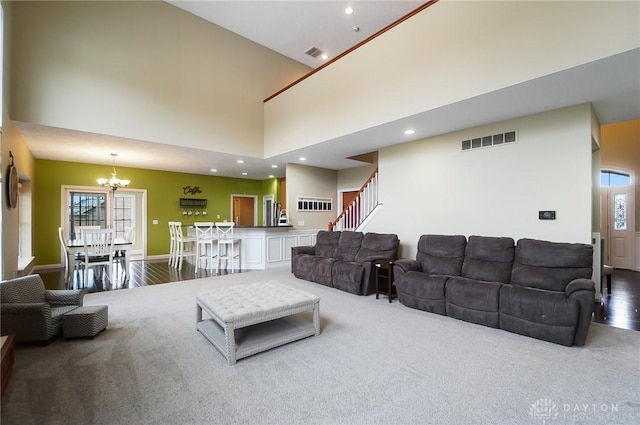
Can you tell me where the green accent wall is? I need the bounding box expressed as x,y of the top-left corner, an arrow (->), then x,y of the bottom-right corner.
34,159 -> 278,265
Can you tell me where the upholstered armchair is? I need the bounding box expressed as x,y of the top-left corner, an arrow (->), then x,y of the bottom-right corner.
1,274 -> 86,343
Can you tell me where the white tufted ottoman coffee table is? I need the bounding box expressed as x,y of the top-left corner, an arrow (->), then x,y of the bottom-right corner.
196,281 -> 320,365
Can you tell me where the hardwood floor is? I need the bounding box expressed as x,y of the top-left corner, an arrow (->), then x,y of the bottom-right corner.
38,260 -> 640,332
39,259 -> 246,293
593,268 -> 640,331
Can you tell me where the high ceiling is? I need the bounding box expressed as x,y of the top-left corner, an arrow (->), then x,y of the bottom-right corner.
15,1 -> 640,180
166,0 -> 424,69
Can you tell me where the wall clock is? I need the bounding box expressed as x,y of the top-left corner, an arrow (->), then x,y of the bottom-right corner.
6,151 -> 18,209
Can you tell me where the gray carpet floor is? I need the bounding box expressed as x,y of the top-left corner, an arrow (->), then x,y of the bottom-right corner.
2,267 -> 639,425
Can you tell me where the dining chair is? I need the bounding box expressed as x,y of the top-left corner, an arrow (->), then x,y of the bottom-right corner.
194,222 -> 217,273
74,225 -> 101,243
58,227 -> 82,288
81,228 -> 115,287
215,222 -> 240,273
114,226 -> 135,277
172,222 -> 197,270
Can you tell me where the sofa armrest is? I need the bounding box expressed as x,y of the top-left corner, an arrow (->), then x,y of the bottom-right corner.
565,278 -> 595,296
393,259 -> 421,274
291,246 -> 315,256
46,289 -> 86,306
565,278 -> 596,346
1,302 -> 51,316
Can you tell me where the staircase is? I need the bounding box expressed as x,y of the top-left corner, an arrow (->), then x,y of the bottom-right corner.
329,168 -> 379,231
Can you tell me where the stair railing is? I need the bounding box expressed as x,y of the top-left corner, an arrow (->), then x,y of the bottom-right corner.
329,168 -> 379,231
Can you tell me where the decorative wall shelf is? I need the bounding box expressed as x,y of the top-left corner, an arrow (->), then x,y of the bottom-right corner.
179,198 -> 207,208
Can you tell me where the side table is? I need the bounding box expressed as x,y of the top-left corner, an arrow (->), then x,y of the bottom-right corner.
375,260 -> 395,303
1,334 -> 16,395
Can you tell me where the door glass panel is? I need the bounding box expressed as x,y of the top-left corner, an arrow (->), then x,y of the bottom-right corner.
68,192 -> 106,241
614,193 -> 627,230
113,194 -> 134,239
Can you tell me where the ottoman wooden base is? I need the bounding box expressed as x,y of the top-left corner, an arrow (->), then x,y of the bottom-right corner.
63,305 -> 108,339
197,281 -> 320,365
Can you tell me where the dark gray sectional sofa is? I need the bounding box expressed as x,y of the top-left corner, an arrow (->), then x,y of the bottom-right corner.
292,230 -> 399,295
394,235 -> 595,346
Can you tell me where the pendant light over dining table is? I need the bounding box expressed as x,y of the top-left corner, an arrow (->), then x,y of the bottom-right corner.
97,153 -> 130,191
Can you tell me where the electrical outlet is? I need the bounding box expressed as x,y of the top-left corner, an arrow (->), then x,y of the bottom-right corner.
217,214 -> 220,219
152,219 -> 158,225
298,221 -> 305,226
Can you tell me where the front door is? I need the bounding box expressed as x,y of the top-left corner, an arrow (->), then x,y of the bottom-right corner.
600,169 -> 635,270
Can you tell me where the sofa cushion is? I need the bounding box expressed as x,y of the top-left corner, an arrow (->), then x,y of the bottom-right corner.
461,236 -> 515,283
314,231 -> 341,258
311,257 -> 335,287
355,232 -> 399,263
445,277 -> 502,328
511,239 -> 593,292
499,284 -> 580,346
332,261 -> 365,295
334,231 -> 364,262
292,255 -> 315,281
416,234 -> 467,276
395,272 -> 448,315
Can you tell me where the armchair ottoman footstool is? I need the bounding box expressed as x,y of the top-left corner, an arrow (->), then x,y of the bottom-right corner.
63,305 -> 108,339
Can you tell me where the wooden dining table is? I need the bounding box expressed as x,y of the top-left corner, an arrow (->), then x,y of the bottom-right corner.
66,238 -> 133,277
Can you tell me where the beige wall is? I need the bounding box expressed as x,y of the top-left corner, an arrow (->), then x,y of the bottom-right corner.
2,0 -> 36,279
2,113 -> 35,279
365,105 -> 594,259
286,163 -> 337,231
337,163 -> 377,192
10,0 -> 310,157
601,119 -> 640,229
264,0 -> 639,157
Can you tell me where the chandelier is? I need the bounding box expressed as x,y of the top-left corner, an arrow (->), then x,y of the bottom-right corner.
97,153 -> 130,191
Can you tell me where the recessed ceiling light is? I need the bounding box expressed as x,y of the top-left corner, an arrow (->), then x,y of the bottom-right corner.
210,168 -> 217,172
321,53 -> 329,60
345,7 -> 354,15
242,172 -> 247,176
404,129 -> 416,135
268,175 -> 275,178
271,164 -> 278,168
299,157 -> 306,161
237,160 -> 244,164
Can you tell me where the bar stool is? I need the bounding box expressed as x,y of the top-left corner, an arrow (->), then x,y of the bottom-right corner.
172,222 -> 197,270
168,221 -> 178,267
215,222 -> 240,273
194,222 -> 217,273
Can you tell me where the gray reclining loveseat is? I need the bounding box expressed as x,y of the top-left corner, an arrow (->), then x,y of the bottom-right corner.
292,230 -> 399,295
394,235 -> 595,346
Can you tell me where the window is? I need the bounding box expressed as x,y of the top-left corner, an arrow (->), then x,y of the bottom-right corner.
601,170 -> 631,187
67,191 -> 107,241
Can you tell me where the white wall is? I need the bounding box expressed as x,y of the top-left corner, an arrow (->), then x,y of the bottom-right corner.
264,0 -> 640,157
366,105 -> 594,258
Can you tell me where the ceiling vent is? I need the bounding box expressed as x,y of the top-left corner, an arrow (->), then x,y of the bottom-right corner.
461,131 -> 517,151
305,47 -> 322,58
